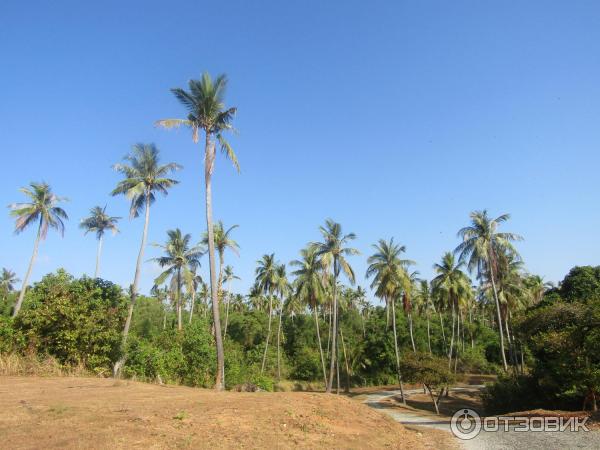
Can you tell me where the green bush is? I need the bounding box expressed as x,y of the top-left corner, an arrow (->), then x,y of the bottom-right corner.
290,347 -> 322,381
13,270 -> 127,373
482,375 -> 541,414
459,347 -> 501,374
0,316 -> 24,353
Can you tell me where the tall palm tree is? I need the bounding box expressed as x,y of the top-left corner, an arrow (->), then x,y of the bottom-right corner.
151,284 -> 170,330
222,265 -> 240,337
432,252 -> 471,368
256,253 -> 278,373
202,221 -> 239,297
8,182 -> 68,317
152,229 -> 203,331
455,210 -> 522,371
80,205 -> 120,278
401,270 -> 420,353
311,219 -> 359,394
248,282 -> 267,311
157,72 -> 238,391
111,143 -> 180,375
274,263 -> 290,381
291,246 -> 327,386
0,268 -> 20,300
366,238 -> 413,403
187,270 -> 204,324
414,280 -> 434,354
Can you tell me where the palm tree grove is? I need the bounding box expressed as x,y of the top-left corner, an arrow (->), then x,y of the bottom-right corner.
2,2 -> 600,448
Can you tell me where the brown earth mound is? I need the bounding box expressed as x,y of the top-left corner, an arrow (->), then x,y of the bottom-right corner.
0,376 -> 447,449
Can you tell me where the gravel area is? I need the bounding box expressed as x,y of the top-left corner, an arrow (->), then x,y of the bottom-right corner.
363,387 -> 600,450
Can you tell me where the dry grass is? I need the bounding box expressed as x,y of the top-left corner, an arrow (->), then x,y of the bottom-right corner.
0,353 -> 89,377
0,376 -> 456,449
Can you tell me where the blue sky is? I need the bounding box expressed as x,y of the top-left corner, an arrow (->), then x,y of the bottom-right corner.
1,1 -> 599,301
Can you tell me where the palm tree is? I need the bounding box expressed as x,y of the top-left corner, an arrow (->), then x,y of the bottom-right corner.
198,280 -> 210,318
152,229 -> 203,331
151,284 -> 170,329
222,265 -> 240,337
432,252 -> 471,368
256,253 -> 278,373
523,274 -> 551,306
414,280 -> 434,354
0,268 -> 20,301
8,182 -> 68,317
274,263 -> 290,381
311,219 -> 359,394
351,287 -> 368,336
291,246 -> 327,386
366,238 -> 413,403
157,72 -> 238,391
111,143 -> 180,374
401,270 -> 420,353
455,210 -> 523,371
248,282 -> 267,311
187,270 -> 204,324
80,205 -> 120,278
202,221 -> 239,297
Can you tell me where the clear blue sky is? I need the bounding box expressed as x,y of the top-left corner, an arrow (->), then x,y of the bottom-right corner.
1,1 -> 599,301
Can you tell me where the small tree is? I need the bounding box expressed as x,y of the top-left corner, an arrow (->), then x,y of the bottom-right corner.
402,352 -> 456,414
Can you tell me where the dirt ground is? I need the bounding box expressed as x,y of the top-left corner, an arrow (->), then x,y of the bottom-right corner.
0,376 -> 456,449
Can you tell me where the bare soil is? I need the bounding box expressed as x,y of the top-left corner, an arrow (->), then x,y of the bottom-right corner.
0,376 -> 452,449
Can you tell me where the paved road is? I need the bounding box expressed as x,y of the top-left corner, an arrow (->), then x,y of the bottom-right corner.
363,387 -> 600,449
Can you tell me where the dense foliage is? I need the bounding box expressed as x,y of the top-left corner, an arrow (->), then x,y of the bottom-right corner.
483,266 -> 600,413
1,268 -> 502,391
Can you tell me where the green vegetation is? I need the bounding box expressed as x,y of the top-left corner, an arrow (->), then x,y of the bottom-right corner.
483,266 -> 600,413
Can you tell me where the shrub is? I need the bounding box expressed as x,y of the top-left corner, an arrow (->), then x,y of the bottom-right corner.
0,317 -> 24,353
13,271 -> 127,374
289,347 -> 322,381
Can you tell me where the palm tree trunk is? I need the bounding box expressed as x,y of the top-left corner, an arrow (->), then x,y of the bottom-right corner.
391,298 -> 406,405
223,288 -> 231,337
205,136 -> 225,390
489,262 -> 509,371
386,301 -> 390,328
261,295 -> 274,374
114,194 -> 150,377
95,234 -> 103,278
314,307 -> 328,387
12,219 -> 42,318
454,310 -> 460,373
469,307 -> 474,348
326,302 -> 332,359
217,252 -> 224,297
189,290 -> 196,324
177,271 -> 182,331
340,327 -> 350,393
426,312 -> 432,355
448,299 -> 455,368
327,264 -> 338,394
277,303 -> 283,382
439,310 -> 447,352
336,335 -> 341,395
408,312 -> 416,353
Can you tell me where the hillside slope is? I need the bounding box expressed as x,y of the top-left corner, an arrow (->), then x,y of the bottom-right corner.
0,376 -> 449,449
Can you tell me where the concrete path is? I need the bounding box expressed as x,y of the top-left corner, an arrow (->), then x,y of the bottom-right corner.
362,386 -> 600,449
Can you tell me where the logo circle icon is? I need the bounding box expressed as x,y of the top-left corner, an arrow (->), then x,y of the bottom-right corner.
450,408 -> 482,440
